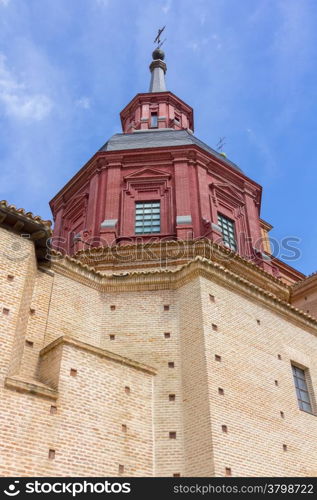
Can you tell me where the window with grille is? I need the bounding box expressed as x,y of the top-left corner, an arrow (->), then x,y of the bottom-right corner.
135,201 -> 161,234
291,364 -> 313,414
217,214 -> 237,251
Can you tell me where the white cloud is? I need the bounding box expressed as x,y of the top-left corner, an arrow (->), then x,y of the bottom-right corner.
1,93 -> 52,120
75,97 -> 91,110
0,54 -> 53,121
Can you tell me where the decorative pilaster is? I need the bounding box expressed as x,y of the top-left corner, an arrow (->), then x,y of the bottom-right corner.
173,154 -> 193,240
100,159 -> 122,245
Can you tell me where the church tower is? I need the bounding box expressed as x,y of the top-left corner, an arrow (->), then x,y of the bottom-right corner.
0,44 -> 316,478
49,47 -> 285,279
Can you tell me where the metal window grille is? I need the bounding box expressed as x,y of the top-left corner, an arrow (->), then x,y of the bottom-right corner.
292,365 -> 313,413
135,201 -> 161,234
218,214 -> 237,251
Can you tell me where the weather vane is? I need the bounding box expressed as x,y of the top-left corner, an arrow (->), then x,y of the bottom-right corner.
216,137 -> 226,151
154,26 -> 166,49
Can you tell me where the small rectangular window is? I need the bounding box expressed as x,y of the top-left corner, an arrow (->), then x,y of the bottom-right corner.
218,213 -> 237,251
292,364 -> 313,414
135,201 -> 161,234
150,113 -> 158,128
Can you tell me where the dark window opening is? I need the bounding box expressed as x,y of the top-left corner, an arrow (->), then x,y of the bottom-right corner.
218,213 -> 237,251
292,364 -> 313,414
150,113 -> 158,128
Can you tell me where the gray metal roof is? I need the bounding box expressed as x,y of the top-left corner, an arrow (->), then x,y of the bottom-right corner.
99,129 -> 242,172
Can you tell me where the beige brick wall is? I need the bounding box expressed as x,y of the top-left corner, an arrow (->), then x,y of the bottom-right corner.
20,268 -> 54,380
177,278 -> 215,476
0,228 -> 37,379
101,289 -> 184,477
44,273 -> 103,346
0,225 -> 316,477
0,229 -> 154,477
39,342 -> 63,389
0,341 -> 154,476
200,276 -> 317,477
292,286 -> 317,320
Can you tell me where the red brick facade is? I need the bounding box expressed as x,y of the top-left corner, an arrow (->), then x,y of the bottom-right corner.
50,89 -> 279,277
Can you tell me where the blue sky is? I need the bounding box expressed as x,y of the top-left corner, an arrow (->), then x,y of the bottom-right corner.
0,0 -> 316,274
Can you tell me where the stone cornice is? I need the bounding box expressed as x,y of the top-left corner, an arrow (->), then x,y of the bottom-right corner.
260,218 -> 273,232
48,246 -> 317,335
75,240 -> 289,298
50,140 -> 262,212
40,336 -> 157,375
4,375 -> 58,400
120,91 -> 194,119
272,255 -> 305,284
292,272 -> 317,298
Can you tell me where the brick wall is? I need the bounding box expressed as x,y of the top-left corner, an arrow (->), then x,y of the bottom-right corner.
292,281 -> 317,320
100,289 -> 184,477
0,341 -> 154,476
200,276 -> 317,477
0,229 -> 154,477
177,278 -> 215,476
0,225 -> 316,477
0,229 -> 37,379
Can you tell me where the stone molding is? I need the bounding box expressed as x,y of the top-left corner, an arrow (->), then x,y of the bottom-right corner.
40,336 -> 157,376
45,245 -> 317,334
4,375 -> 58,400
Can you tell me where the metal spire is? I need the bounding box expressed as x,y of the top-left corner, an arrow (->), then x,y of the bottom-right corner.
149,27 -> 167,92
